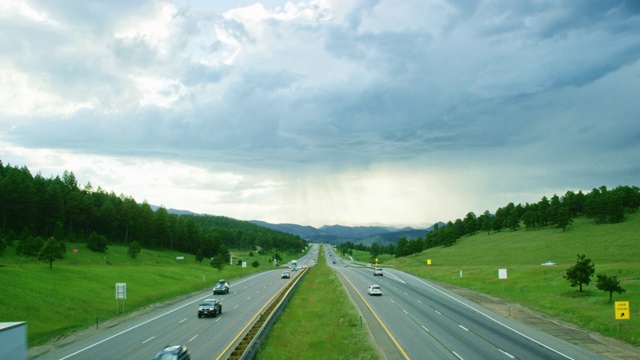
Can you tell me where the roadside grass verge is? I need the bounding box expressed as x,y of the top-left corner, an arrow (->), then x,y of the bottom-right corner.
0,245 -> 281,347
257,246 -> 379,360
375,214 -> 640,346
349,249 -> 393,266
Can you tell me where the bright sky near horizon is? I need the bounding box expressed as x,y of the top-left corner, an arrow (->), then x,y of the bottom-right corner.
1,1 -> 639,228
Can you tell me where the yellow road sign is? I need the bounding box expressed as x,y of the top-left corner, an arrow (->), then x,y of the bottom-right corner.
615,301 -> 630,320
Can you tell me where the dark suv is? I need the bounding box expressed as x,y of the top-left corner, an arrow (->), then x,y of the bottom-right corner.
198,299 -> 222,318
152,345 -> 190,360
213,279 -> 230,294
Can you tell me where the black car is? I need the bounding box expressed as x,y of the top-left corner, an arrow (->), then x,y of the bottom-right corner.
213,279 -> 230,295
152,345 -> 190,360
198,299 -> 222,318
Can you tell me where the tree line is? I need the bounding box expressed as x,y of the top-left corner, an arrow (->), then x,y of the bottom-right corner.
338,185 -> 640,260
419,185 -> 640,254
0,161 -> 307,263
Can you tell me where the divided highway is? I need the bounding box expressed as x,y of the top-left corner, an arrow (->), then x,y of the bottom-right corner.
34,244 -> 604,360
32,247 -> 318,360
325,246 -> 605,360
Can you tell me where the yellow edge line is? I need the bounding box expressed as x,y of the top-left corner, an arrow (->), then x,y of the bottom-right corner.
215,270 -> 305,360
340,272 -> 411,360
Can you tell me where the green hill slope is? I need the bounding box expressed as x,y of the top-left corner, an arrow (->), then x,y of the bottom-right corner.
0,245 -> 274,348
386,213 -> 640,345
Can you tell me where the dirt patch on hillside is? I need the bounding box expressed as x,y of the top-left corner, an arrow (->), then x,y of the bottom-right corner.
435,281 -> 640,360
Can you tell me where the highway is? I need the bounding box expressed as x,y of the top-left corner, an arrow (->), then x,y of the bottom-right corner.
325,245 -> 605,360
33,243 -> 604,360
32,247 -> 318,360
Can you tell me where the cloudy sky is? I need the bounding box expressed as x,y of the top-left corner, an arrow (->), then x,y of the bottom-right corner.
1,1 -> 639,228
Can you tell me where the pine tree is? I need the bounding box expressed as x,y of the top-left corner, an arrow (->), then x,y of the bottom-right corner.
564,254 -> 595,292
38,237 -> 66,269
596,273 -> 626,303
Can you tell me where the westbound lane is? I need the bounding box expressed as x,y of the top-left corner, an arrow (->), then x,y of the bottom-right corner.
32,268 -> 302,360
326,245 -> 605,360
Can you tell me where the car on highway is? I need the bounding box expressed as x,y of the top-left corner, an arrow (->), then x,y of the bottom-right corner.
152,344 -> 191,360
213,279 -> 230,294
373,268 -> 383,276
197,298 -> 222,318
281,270 -> 290,279
368,285 -> 382,296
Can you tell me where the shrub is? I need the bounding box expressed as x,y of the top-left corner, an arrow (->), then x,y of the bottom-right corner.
87,231 -> 108,252
127,241 -> 141,259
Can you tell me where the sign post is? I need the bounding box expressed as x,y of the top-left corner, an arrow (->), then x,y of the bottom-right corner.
498,269 -> 508,314
498,268 -> 507,279
615,301 -> 630,320
615,301 -> 630,332
615,301 -> 631,331
116,283 -> 126,315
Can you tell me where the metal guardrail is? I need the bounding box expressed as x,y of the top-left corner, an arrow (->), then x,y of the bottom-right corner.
227,267 -> 308,360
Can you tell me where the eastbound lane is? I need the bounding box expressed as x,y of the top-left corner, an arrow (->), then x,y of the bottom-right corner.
33,269 -> 299,360
326,246 -> 604,360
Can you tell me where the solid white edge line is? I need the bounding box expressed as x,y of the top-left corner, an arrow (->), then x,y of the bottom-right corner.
397,270 -> 576,360
58,272 -> 266,360
499,348 -> 516,359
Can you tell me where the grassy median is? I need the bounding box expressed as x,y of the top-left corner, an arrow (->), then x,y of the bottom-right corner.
257,246 -> 379,360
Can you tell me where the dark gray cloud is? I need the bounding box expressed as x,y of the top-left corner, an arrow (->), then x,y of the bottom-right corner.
1,0 -> 639,226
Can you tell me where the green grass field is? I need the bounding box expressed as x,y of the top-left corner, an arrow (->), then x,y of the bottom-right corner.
352,213 -> 640,346
0,245 -> 292,347
256,247 -> 379,360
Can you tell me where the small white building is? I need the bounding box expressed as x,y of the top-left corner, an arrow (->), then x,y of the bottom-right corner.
0,322 -> 27,360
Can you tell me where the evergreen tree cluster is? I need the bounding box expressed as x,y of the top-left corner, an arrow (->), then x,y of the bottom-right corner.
564,254 -> 626,303
336,185 -> 639,260
419,185 -> 640,257
0,161 -> 306,260
337,241 -> 396,260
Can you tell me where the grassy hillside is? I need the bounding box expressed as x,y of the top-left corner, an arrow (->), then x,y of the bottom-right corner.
374,213 -> 640,346
0,244 -> 289,347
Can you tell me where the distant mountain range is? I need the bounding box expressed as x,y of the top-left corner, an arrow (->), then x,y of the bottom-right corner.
152,204 -> 440,246
249,220 -> 444,246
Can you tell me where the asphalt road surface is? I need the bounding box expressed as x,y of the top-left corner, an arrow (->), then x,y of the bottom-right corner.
326,246 -> 605,360
31,270 -> 301,359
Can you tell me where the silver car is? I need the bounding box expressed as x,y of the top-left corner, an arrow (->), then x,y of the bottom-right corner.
368,284 -> 382,296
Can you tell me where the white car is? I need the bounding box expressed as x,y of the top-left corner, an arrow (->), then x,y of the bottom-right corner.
373,268 -> 383,276
368,285 -> 382,296
541,261 -> 558,266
